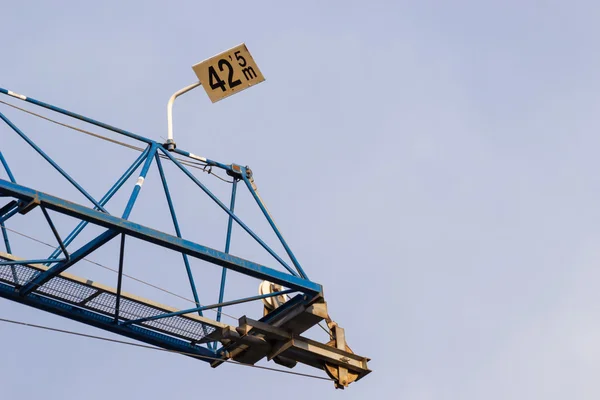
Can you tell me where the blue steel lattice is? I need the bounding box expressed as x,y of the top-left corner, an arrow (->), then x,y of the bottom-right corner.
0,87 -> 322,358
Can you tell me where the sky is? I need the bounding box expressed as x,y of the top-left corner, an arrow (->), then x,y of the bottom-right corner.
2,0 -> 600,398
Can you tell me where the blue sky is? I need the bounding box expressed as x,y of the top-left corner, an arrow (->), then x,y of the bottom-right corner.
2,1 -> 600,399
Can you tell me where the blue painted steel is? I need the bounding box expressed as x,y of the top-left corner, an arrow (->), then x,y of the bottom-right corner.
1,258 -> 66,266
122,289 -> 295,326
0,88 -> 154,145
20,147 -> 156,296
217,179 -> 238,323
0,201 -> 18,217
122,144 -> 157,219
1,222 -> 11,254
0,280 -> 216,362
46,146 -> 151,262
0,179 -> 323,295
155,154 -> 204,316
241,169 -> 309,279
155,155 -> 213,348
160,148 -> 299,277
0,206 -> 19,223
102,145 -> 151,203
20,229 -> 118,295
0,152 -> 16,183
0,152 -> 15,255
1,227 -> 18,284
40,206 -> 69,261
0,111 -> 108,213
115,234 -> 126,322
0,89 -> 325,356
0,88 -> 227,178
0,205 -> 19,286
172,148 -> 233,173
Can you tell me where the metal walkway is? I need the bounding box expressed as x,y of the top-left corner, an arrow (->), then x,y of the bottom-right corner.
0,252 -> 221,343
0,86 -> 371,388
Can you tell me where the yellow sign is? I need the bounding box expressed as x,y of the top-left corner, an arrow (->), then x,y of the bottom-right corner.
192,43 -> 265,103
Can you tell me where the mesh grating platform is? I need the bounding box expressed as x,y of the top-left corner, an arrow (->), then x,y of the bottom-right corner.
0,253 -> 222,343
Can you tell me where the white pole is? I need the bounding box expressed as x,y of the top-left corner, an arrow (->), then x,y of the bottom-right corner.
166,81 -> 202,150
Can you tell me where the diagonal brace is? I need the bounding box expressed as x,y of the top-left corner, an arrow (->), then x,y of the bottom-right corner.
0,179 -> 322,295
122,289 -> 295,326
20,229 -> 118,295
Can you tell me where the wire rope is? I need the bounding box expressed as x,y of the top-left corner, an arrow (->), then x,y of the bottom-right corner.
0,99 -> 233,183
0,316 -> 333,382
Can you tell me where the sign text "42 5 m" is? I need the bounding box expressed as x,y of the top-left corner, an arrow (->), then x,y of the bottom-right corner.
192,43 -> 265,103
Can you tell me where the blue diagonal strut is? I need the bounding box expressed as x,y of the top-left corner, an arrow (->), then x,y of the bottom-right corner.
122,289 -> 295,326
241,168 -> 308,279
155,154 -> 204,315
0,179 -> 322,296
0,151 -> 16,183
160,148 -> 300,277
0,111 -> 108,213
155,153 -> 213,347
19,146 -> 157,295
20,229 -> 118,295
46,145 -> 151,263
217,179 -> 238,323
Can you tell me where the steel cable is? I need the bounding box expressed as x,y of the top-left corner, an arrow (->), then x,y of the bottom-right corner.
0,316 -> 333,382
0,99 -> 233,182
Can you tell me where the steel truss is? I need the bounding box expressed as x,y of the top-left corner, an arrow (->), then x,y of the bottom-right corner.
0,88 -> 370,388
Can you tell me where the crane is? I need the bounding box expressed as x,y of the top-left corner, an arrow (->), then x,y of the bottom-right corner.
0,51 -> 371,389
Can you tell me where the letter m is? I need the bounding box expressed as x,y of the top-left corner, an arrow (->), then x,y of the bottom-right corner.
242,67 -> 257,81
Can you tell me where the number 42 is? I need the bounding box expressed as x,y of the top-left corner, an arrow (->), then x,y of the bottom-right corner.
208,51 -> 249,92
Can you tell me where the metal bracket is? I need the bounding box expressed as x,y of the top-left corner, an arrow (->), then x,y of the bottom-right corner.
17,195 -> 39,215
226,164 -> 245,180
211,301 -> 371,389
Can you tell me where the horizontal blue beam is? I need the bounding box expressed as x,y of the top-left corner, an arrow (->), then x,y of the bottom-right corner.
0,281 -> 216,362
0,88 -> 235,177
0,179 -> 322,295
173,148 -> 233,173
0,88 -> 153,145
122,289 -> 295,326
